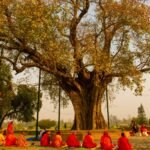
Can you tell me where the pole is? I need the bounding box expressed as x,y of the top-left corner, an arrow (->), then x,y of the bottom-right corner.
36,68 -> 41,139
58,83 -> 61,131
106,86 -> 110,129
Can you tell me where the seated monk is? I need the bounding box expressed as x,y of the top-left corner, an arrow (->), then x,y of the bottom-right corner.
16,132 -> 28,147
0,130 -> 5,145
51,131 -> 65,148
66,132 -> 80,148
140,124 -> 148,136
40,131 -> 51,147
100,131 -> 114,150
82,131 -> 97,148
5,134 -> 16,146
5,121 -> 16,146
7,121 -> 14,134
118,132 -> 132,150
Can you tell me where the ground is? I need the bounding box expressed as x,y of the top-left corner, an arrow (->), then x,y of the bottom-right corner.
0,136 -> 150,150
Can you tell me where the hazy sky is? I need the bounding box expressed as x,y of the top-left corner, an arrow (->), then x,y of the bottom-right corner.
13,70 -> 150,122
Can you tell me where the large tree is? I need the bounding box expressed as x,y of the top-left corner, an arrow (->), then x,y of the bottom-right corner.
0,0 -> 150,129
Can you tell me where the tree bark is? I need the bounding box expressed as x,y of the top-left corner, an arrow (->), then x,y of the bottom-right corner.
68,86 -> 107,130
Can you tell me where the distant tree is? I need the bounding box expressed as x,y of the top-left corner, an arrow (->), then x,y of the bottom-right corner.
137,104 -> 148,125
38,119 -> 56,129
11,84 -> 42,122
0,62 -> 15,128
0,62 -> 42,128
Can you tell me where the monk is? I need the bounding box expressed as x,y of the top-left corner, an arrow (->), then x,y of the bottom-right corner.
118,132 -> 132,150
5,134 -> 17,146
66,132 -> 80,148
5,121 -> 17,146
40,131 -> 51,147
140,124 -> 148,136
100,131 -> 114,150
51,131 -> 65,148
0,130 -> 5,145
7,121 -> 14,134
16,132 -> 28,147
82,132 -> 97,148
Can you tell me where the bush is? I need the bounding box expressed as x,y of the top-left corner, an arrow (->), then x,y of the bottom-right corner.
38,119 -> 56,129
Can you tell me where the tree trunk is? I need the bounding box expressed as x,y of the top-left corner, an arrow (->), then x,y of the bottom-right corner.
68,86 -> 107,130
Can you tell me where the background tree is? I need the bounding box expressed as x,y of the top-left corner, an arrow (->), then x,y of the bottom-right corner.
38,119 -> 56,129
0,0 -> 149,129
137,104 -> 148,125
0,62 -> 42,128
0,62 -> 15,128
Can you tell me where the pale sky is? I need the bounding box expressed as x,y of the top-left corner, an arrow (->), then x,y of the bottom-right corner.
13,70 -> 150,122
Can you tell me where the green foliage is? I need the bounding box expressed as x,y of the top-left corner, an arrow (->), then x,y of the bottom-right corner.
11,84 -> 42,122
0,61 -> 42,127
0,62 -> 15,125
137,104 -> 148,125
38,119 -> 56,129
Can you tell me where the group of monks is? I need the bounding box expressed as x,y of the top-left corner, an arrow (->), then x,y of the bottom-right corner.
0,121 -> 28,147
0,121 -> 132,149
40,130 -> 132,150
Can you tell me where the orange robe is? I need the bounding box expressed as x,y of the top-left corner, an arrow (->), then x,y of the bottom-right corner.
40,133 -> 50,147
7,122 -> 14,134
0,133 -> 5,145
5,122 -> 16,146
5,134 -> 16,146
118,137 -> 132,150
83,134 -> 97,148
100,134 -> 114,150
51,134 -> 64,148
66,133 -> 80,147
16,134 -> 28,147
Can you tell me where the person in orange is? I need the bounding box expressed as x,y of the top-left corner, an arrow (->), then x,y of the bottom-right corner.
51,131 -> 65,148
100,131 -> 114,150
5,134 -> 17,146
7,121 -> 14,134
0,130 -> 5,145
66,131 -> 80,148
5,121 -> 17,146
40,131 -> 51,147
16,132 -> 28,147
82,131 -> 97,148
118,132 -> 132,150
140,124 -> 148,136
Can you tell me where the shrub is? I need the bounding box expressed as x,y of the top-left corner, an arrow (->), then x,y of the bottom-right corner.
38,119 -> 56,129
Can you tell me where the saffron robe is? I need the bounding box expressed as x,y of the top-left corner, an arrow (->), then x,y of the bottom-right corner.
118,137 -> 132,150
66,133 -> 80,147
16,134 -> 28,147
40,133 -> 50,147
5,134 -> 16,146
100,134 -> 114,150
51,134 -> 64,147
82,134 -> 97,148
7,122 -> 14,134
0,133 -> 5,145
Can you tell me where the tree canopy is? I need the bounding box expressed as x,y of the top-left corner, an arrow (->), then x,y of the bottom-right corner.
0,0 -> 149,129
